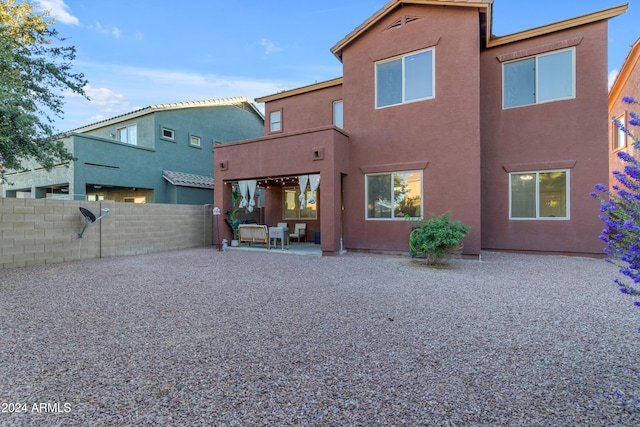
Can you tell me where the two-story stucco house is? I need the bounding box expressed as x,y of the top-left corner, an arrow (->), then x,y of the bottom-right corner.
214,0 -> 627,257
4,97 -> 264,205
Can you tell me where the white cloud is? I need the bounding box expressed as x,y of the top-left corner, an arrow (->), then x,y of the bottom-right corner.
609,69 -> 620,90
57,62 -> 301,130
86,114 -> 107,123
89,22 -> 121,39
83,85 -> 127,107
37,0 -> 79,25
113,65 -> 285,96
259,38 -> 283,56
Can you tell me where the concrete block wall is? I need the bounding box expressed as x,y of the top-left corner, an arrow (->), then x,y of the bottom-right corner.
1,198 -> 214,269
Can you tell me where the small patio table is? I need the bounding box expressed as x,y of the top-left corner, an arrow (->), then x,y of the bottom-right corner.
268,227 -> 289,250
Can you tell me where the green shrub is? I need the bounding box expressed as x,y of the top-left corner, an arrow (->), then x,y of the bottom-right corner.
409,213 -> 470,265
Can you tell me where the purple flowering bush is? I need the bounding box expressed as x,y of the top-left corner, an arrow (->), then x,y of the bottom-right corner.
592,96 -> 640,310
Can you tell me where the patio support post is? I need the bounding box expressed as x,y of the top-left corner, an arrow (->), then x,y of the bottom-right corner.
214,178 -> 234,243
319,170 -> 342,255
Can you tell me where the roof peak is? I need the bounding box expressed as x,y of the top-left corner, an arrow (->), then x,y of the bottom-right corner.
331,0 -> 493,60
331,1 -> 627,60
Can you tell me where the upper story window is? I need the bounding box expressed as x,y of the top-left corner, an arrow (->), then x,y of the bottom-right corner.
375,47 -> 435,109
333,100 -> 343,129
270,110 -> 282,132
161,127 -> 175,141
613,114 -> 627,150
366,171 -> 422,219
190,135 -> 201,147
117,124 -> 137,145
503,48 -> 575,109
510,170 -> 569,220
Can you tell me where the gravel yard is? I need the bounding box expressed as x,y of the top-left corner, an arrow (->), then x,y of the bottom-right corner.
1,248 -> 640,426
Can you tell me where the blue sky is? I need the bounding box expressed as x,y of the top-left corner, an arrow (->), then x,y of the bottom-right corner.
37,0 -> 638,131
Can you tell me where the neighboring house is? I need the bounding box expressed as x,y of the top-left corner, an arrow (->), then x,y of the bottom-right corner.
3,97 -> 264,205
608,37 -> 640,190
214,0 -> 627,256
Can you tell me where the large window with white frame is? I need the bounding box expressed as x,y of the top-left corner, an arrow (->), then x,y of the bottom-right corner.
510,170 -> 569,219
503,48 -> 575,109
375,48 -> 435,109
117,124 -> 137,145
366,171 -> 422,219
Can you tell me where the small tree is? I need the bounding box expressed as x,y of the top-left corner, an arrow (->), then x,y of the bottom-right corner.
592,96 -> 640,310
408,212 -> 470,265
0,0 -> 88,180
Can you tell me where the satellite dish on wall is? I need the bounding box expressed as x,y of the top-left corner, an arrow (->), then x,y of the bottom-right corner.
78,207 -> 110,238
79,207 -> 97,223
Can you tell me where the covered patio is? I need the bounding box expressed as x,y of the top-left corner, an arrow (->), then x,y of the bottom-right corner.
213,125 -> 349,256
229,241 -> 323,256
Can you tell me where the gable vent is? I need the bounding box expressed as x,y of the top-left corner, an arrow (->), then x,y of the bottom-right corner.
384,16 -> 423,32
385,19 -> 403,31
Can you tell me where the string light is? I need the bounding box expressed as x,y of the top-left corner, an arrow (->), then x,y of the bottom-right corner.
226,175 -> 307,187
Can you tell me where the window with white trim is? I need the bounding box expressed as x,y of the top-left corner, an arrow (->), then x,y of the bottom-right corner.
376,48 -> 435,109
117,124 -> 137,145
161,127 -> 175,141
190,135 -> 201,147
366,171 -> 422,219
510,170 -> 569,219
270,111 -> 281,132
503,48 -> 575,109
613,115 -> 627,150
333,100 -> 343,129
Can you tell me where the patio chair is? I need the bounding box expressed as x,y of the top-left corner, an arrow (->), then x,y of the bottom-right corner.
289,223 -> 306,243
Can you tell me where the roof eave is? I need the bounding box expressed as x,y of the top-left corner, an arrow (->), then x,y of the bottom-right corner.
255,77 -> 343,103
72,96 -> 262,133
73,108 -> 154,133
609,37 -> 640,112
487,3 -> 629,48
162,171 -> 214,189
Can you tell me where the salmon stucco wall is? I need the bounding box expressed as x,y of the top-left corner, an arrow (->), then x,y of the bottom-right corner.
264,84 -> 343,135
340,5 -> 483,256
480,22 -> 609,255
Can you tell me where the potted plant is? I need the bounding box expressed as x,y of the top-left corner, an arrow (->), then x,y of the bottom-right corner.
225,187 -> 242,246
225,207 -> 241,246
407,212 -> 470,265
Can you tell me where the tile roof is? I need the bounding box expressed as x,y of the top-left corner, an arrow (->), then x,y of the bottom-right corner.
162,170 -> 214,189
72,96 -> 263,133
